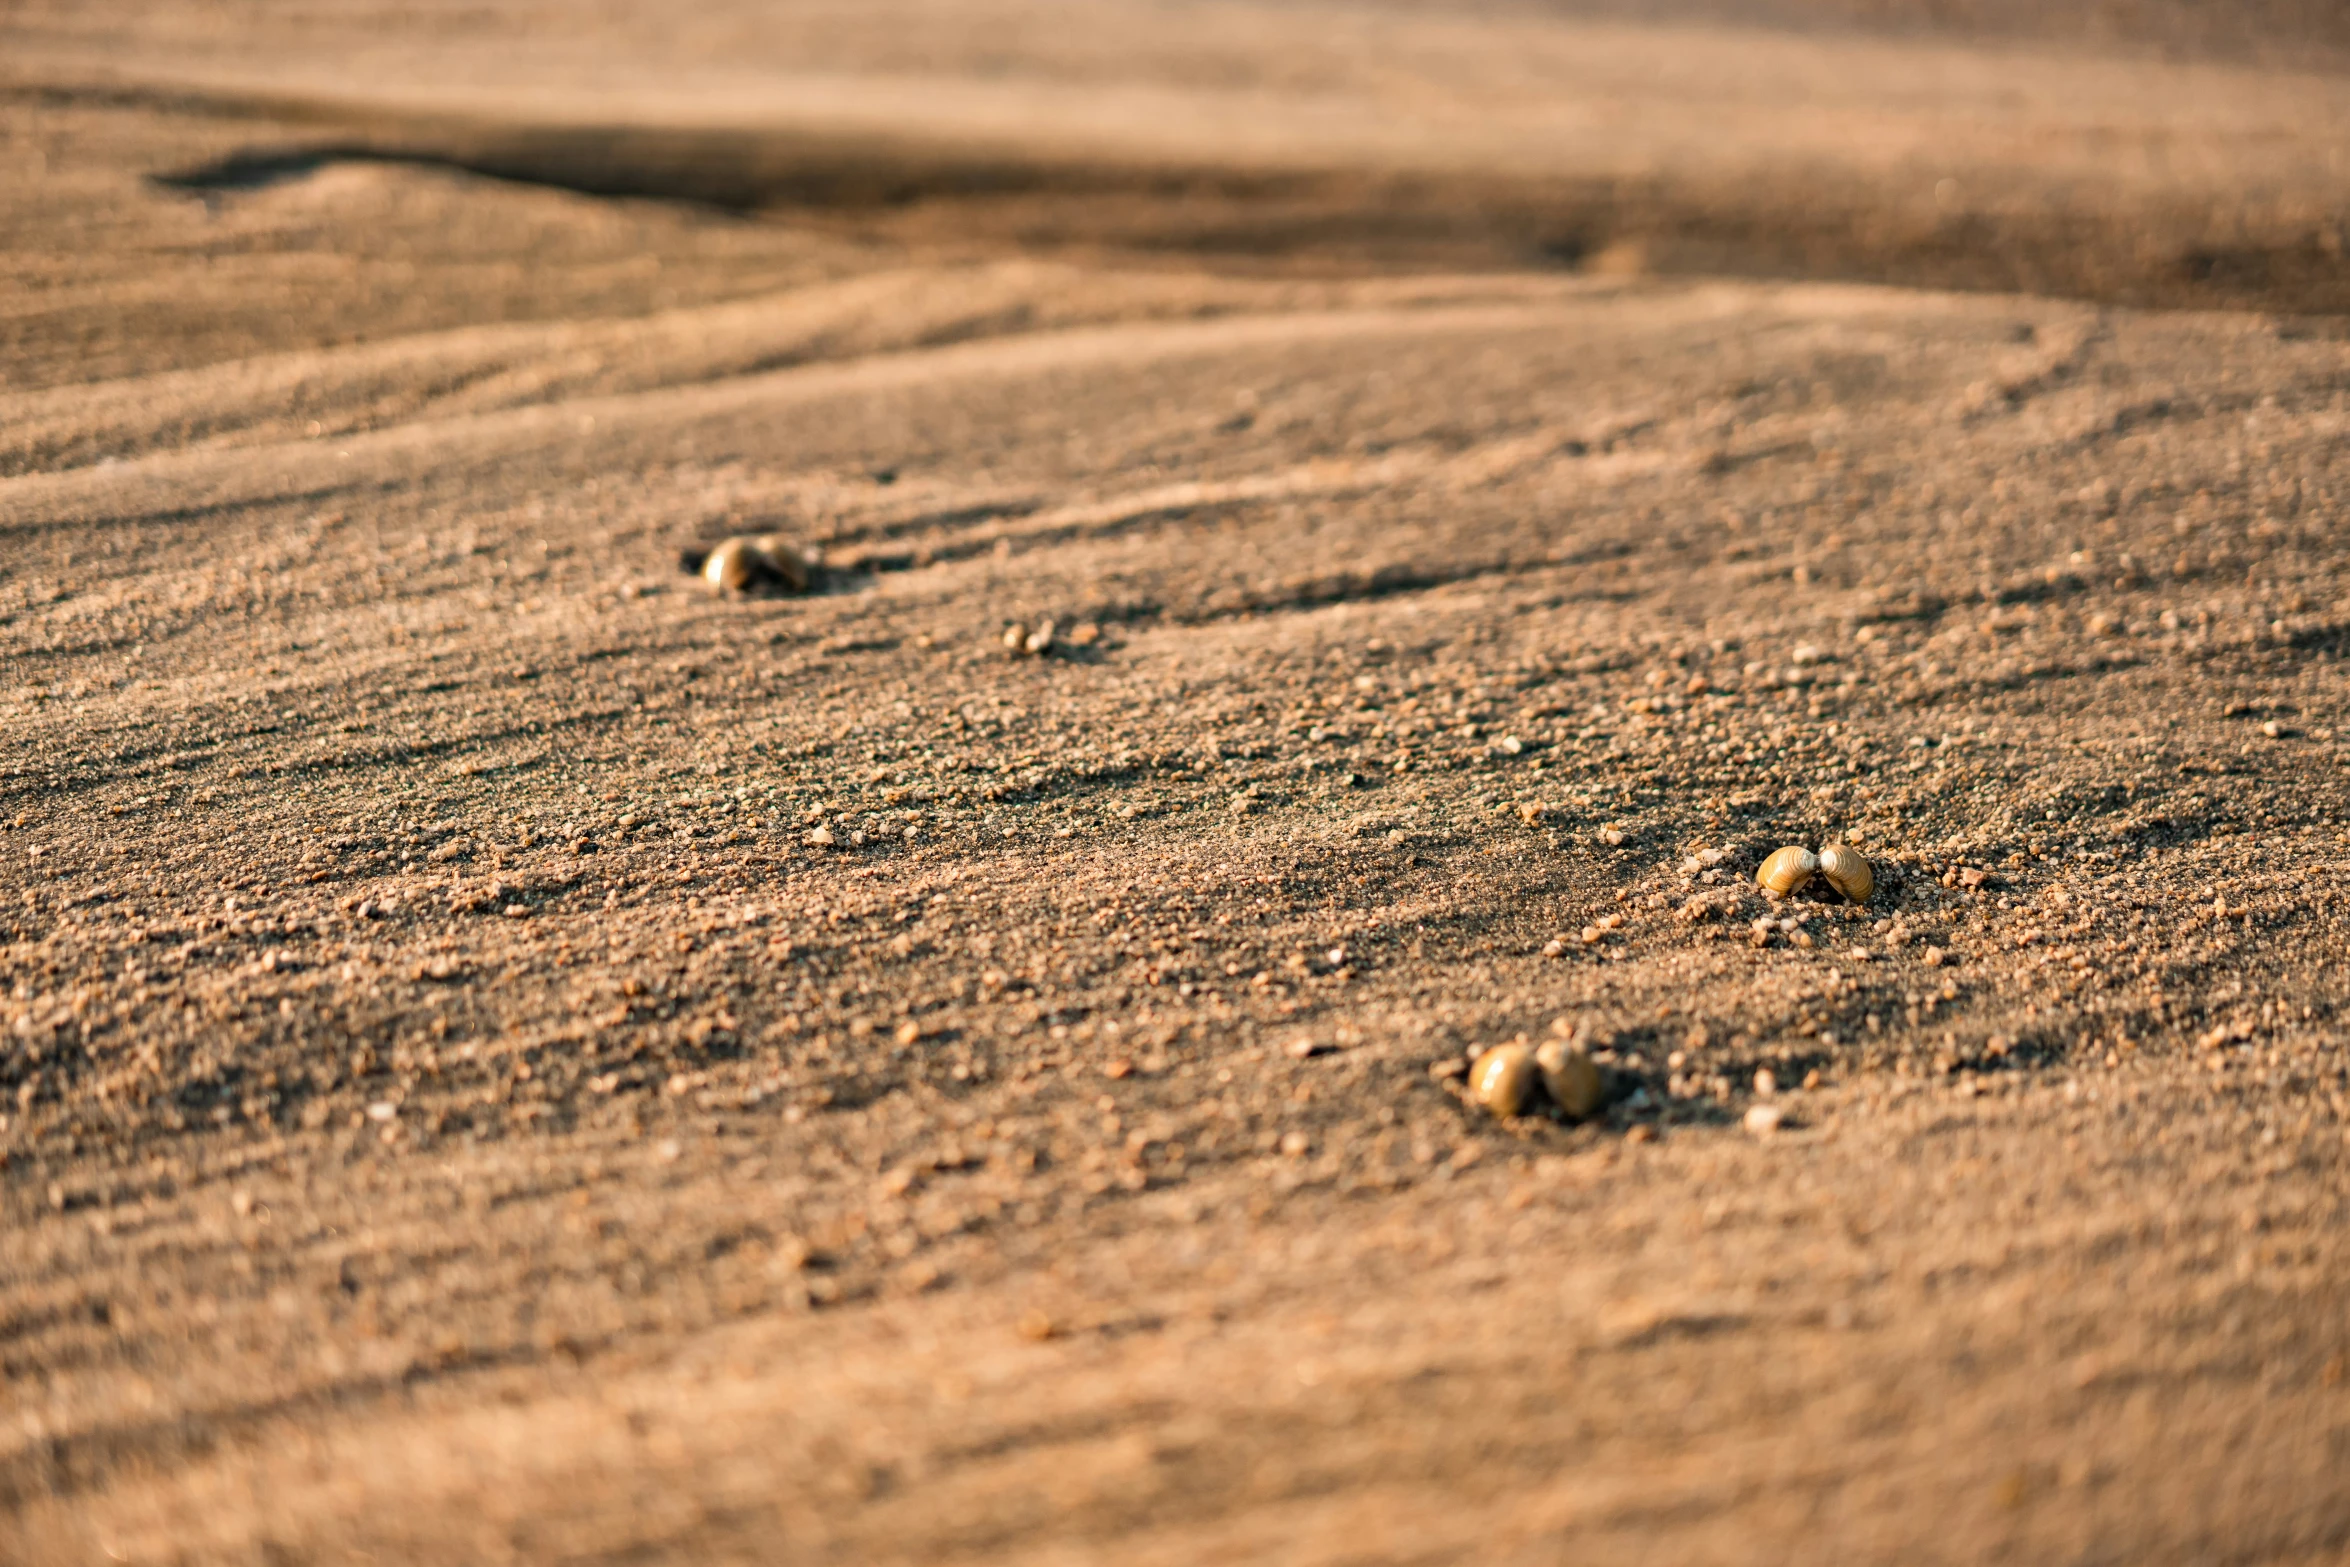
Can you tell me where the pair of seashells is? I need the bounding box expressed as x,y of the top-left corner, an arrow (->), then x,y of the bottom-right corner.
1757,843 -> 1874,904
682,534 -> 811,597
1469,1036 -> 1606,1121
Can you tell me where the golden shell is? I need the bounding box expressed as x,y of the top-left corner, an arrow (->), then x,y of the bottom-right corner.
1756,845 -> 1819,897
1535,1038 -> 1605,1119
750,533 -> 813,592
700,534 -> 811,596
1469,1044 -> 1539,1118
701,536 -> 761,595
1818,843 -> 1874,904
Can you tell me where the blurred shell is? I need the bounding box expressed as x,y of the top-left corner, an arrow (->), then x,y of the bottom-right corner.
1756,845 -> 1819,896
1534,1038 -> 1605,1119
1469,1044 -> 1539,1118
1818,843 -> 1874,904
698,534 -> 810,597
749,533 -> 813,592
701,537 -> 761,595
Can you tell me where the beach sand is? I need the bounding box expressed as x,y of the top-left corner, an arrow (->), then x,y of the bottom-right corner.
3,4 -> 2348,1560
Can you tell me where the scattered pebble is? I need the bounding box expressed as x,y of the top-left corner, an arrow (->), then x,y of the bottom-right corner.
1744,1104 -> 1786,1136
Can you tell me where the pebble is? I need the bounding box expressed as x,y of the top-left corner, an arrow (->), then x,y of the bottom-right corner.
1744,1104 -> 1785,1136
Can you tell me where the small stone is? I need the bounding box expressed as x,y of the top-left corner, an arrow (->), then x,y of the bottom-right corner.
1279,1131 -> 1312,1158
1744,1104 -> 1785,1136
806,825 -> 836,847
365,1101 -> 398,1122
1753,1068 -> 1777,1098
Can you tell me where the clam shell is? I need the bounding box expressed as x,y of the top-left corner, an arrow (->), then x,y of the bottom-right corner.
699,534 -> 811,596
701,536 -> 761,595
1818,843 -> 1874,904
1756,845 -> 1819,897
750,533 -> 813,592
1534,1038 -> 1605,1119
1469,1044 -> 1539,1118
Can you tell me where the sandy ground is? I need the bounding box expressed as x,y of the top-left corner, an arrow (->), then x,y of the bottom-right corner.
4,4 -> 2350,1562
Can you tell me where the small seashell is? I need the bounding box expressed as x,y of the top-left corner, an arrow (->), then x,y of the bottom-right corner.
1756,845 -> 1818,897
1469,1044 -> 1539,1118
691,534 -> 811,597
1535,1038 -> 1605,1119
1818,843 -> 1874,904
749,533 -> 813,592
700,537 -> 761,595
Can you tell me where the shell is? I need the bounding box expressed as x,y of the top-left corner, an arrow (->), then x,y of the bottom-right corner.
1469,1044 -> 1539,1118
1535,1038 -> 1605,1119
698,534 -> 811,597
1756,845 -> 1819,897
1818,843 -> 1874,904
749,533 -> 813,592
701,537 -> 762,595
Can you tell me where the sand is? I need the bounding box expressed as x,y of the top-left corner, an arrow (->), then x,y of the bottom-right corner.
3,4 -> 2348,1562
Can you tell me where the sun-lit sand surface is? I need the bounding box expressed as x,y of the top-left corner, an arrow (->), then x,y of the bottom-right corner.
4,4 -> 2349,1561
